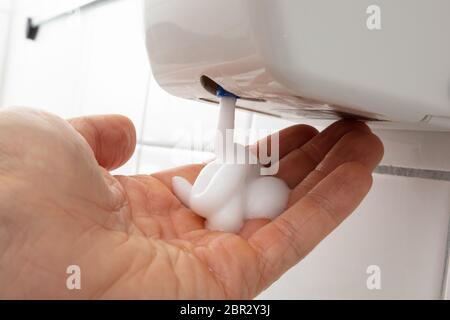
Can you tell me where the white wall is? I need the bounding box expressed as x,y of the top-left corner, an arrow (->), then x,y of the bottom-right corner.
0,0 -> 449,299
0,0 -> 11,101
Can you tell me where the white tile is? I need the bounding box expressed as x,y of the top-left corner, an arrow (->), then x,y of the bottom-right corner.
143,78 -> 252,150
138,145 -> 214,174
375,130 -> 450,172
0,0 -> 11,12
0,13 -> 9,104
80,0 -> 150,139
258,175 -> 450,299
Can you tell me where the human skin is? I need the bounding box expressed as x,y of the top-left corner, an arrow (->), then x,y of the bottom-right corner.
0,108 -> 383,299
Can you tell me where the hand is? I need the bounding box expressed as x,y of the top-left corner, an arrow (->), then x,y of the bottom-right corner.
0,108 -> 383,299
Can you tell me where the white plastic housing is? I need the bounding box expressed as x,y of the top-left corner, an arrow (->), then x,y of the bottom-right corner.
144,0 -> 450,128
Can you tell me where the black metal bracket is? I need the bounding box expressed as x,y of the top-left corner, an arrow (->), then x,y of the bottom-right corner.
26,0 -> 120,40
26,18 -> 40,40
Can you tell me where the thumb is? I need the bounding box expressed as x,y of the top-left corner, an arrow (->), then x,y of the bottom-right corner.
68,115 -> 136,171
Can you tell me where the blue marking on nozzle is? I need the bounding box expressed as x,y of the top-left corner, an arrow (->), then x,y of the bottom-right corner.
216,85 -> 239,99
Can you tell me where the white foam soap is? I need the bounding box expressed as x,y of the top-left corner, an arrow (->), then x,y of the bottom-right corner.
172,95 -> 290,233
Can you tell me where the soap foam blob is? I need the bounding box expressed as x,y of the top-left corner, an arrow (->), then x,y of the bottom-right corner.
245,177 -> 290,220
172,96 -> 290,233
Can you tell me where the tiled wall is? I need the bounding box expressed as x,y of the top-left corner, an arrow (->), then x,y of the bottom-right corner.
0,0 -> 449,299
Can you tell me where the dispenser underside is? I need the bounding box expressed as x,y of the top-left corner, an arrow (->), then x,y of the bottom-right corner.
145,0 -> 450,130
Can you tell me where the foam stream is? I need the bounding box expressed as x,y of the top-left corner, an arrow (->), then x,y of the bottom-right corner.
172,96 -> 290,233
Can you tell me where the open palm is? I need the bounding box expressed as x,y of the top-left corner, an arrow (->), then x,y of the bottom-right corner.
0,108 -> 383,299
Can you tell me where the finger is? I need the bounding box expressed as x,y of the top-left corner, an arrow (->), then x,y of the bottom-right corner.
240,219 -> 271,240
249,162 -> 373,291
289,130 -> 384,206
68,115 -> 136,171
277,120 -> 371,188
250,124 -> 319,160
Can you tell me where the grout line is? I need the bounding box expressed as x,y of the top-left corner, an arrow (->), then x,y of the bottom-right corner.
375,166 -> 450,182
249,112 -> 255,129
245,113 -> 254,145
135,72 -> 154,174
